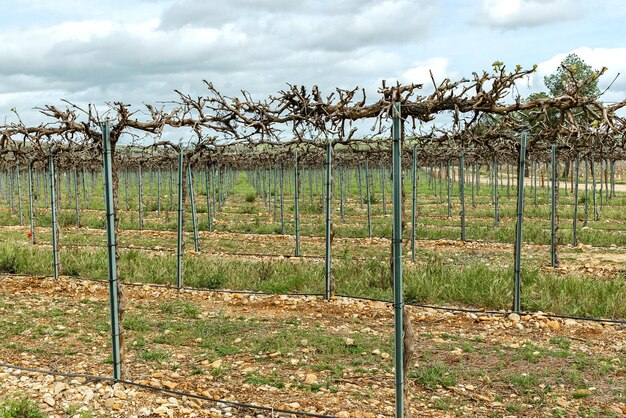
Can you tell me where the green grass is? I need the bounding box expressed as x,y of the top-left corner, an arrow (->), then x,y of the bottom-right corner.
2,170 -> 626,321
140,349 -> 170,362
0,240 -> 625,319
411,362 -> 458,389
0,395 -> 46,418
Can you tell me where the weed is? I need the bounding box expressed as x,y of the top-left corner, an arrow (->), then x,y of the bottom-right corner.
0,395 -> 46,418
140,349 -> 169,362
411,362 -> 457,389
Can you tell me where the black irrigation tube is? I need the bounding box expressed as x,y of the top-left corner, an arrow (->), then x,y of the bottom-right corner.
336,294 -> 626,325
0,239 -> 380,261
0,362 -> 335,418
1,272 -> 326,298
6,234 -> 626,255
3,272 -> 625,325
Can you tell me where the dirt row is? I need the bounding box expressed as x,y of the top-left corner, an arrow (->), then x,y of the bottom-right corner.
0,275 -> 624,417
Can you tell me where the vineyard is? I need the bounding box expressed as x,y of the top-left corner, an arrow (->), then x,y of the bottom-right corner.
0,65 -> 625,417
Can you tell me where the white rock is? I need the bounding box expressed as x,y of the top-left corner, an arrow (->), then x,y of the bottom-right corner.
508,313 -> 521,323
304,373 -> 318,385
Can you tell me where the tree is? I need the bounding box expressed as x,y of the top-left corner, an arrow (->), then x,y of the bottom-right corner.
544,53 -> 602,99
543,54 -> 603,177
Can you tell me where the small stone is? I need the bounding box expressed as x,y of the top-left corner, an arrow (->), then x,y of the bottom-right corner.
162,380 -> 178,390
508,313 -> 521,323
53,382 -> 67,395
83,389 -> 94,402
0,373 -> 9,381
153,406 -> 172,416
344,337 -> 355,346
380,352 -> 390,359
304,373 -> 318,385
336,411 -> 350,418
114,390 -> 127,400
371,349 -> 381,356
606,405 -> 623,416
564,318 -> 578,327
451,347 -> 463,356
210,359 -> 223,369
104,398 -> 116,408
42,396 -> 55,407
574,389 -> 591,397
546,320 -> 561,330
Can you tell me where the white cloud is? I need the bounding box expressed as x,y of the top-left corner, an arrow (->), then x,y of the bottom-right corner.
1,0 -> 625,127
476,0 -> 583,29
400,58 -> 459,92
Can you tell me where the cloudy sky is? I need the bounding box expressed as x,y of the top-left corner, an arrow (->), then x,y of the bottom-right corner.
1,0 -> 625,127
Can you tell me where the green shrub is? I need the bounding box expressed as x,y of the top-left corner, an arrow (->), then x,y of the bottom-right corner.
0,395 -> 46,418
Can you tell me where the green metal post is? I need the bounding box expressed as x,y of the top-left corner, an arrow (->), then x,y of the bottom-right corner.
294,152 -> 300,256
218,165 -> 223,211
439,161 -> 443,202
591,156 -> 597,221
506,163 -> 510,198
27,163 -> 36,245
471,161 -> 475,208
48,153 -> 59,280
365,160 -> 372,238
16,163 -> 23,225
513,133 -> 527,313
446,159 -> 452,218
599,160 -> 603,208
382,164 -> 386,216
459,153 -> 466,241
273,166 -> 278,223
391,102 -> 404,418
573,154 -> 580,246
138,162 -> 144,230
280,165 -> 285,234
169,168 -> 174,211
411,146 -> 417,263
157,167 -> 162,217
610,160 -> 616,198
177,150 -> 184,288
205,165 -> 212,232
73,168 -> 80,228
551,144 -> 557,267
43,168 -> 48,208
533,160 -> 538,207
124,168 -> 130,211
188,164 -> 200,252
324,140 -> 333,300
101,121 -> 122,380
308,169 -> 313,207
339,164 -> 345,221
583,158 -> 589,227
357,164 -> 363,208
211,164 -> 217,215
82,168 -> 87,207
9,169 -> 14,212
494,158 -> 499,227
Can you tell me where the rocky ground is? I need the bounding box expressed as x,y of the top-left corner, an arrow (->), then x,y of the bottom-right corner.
0,275 -> 624,417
